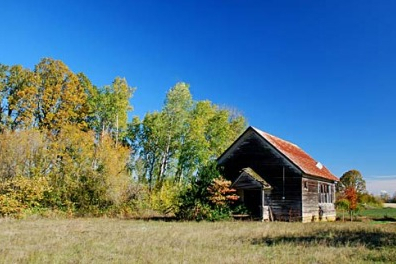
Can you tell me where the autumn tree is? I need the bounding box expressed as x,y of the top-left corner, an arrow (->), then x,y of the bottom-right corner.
0,64 -> 9,132
0,125 -> 134,216
207,177 -> 239,206
0,64 -> 39,131
5,65 -> 38,130
344,187 -> 358,221
0,58 -> 138,217
336,169 -> 366,221
34,58 -> 89,131
0,129 -> 51,180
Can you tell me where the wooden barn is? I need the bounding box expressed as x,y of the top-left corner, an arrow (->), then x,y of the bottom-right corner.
218,126 -> 339,222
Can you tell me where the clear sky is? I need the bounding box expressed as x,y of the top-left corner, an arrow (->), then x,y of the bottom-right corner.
1,0 -> 395,195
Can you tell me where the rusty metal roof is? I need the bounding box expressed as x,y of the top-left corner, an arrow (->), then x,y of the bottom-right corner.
252,127 -> 339,182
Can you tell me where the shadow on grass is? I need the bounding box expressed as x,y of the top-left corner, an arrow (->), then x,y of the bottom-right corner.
372,216 -> 396,222
252,230 -> 396,249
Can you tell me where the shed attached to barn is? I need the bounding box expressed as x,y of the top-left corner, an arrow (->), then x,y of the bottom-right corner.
218,126 -> 339,222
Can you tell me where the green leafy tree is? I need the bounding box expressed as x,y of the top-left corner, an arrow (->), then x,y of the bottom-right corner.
130,82 -> 246,191
337,169 -> 366,194
135,111 -> 167,190
89,77 -> 135,144
129,83 -> 192,190
177,101 -> 246,181
335,198 -> 349,222
158,82 -> 193,184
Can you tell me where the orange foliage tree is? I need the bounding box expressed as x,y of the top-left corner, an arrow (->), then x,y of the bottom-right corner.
344,186 -> 358,221
207,177 -> 239,206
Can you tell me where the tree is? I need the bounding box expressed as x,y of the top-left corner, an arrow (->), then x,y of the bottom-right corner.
335,198 -> 350,222
391,192 -> 396,203
336,169 -> 366,221
0,59 -> 130,133
34,58 -> 89,131
344,187 -> 358,221
159,82 -> 193,184
0,64 -> 9,132
129,83 -> 193,190
136,111 -> 168,190
4,65 -> 38,130
129,82 -> 246,190
88,77 -> 135,144
207,177 -> 239,206
177,100 -> 246,181
337,169 -> 366,194
0,125 -> 134,215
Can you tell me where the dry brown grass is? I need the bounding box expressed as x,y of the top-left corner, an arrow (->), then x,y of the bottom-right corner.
0,218 -> 395,263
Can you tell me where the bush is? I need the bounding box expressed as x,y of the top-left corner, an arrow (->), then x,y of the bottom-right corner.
176,162 -> 237,221
150,180 -> 182,215
0,176 -> 52,217
359,193 -> 383,208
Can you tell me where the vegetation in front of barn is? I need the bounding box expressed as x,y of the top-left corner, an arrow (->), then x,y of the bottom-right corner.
176,162 -> 241,221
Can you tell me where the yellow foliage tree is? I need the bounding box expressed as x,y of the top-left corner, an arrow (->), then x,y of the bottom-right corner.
34,58 -> 89,131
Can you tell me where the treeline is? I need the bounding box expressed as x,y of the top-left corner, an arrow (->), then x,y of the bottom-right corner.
0,58 -> 246,218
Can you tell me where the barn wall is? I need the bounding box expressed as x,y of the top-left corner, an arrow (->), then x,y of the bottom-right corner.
302,177 -> 336,222
225,163 -> 303,221
265,168 -> 302,222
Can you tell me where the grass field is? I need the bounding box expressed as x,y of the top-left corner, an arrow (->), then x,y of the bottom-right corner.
358,207 -> 396,220
0,218 -> 395,263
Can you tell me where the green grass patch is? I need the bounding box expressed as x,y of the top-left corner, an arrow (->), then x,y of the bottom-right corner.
359,207 -> 396,220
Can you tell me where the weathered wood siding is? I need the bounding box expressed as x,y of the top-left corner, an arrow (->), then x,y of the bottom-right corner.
301,178 -> 319,222
264,167 -> 302,221
302,177 -> 336,222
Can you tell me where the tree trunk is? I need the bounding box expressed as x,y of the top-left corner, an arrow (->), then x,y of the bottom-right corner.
158,134 -> 171,187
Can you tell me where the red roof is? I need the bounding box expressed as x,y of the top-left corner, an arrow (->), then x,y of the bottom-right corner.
252,127 -> 339,181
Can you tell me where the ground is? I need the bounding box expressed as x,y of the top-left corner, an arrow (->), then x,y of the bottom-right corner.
0,216 -> 395,263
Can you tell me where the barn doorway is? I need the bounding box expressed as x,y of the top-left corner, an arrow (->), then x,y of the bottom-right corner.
243,189 -> 262,218
231,168 -> 272,221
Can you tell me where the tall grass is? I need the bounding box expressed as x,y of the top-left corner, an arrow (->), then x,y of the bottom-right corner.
0,218 -> 395,263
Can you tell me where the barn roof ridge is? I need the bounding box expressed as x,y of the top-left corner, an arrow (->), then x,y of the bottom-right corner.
251,126 -> 300,148
250,126 -> 339,182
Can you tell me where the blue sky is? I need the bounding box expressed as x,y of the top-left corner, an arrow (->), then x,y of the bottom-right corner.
1,0 -> 395,194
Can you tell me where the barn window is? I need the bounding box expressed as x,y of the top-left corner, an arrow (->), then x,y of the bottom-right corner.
303,181 -> 308,191
318,183 -> 333,203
